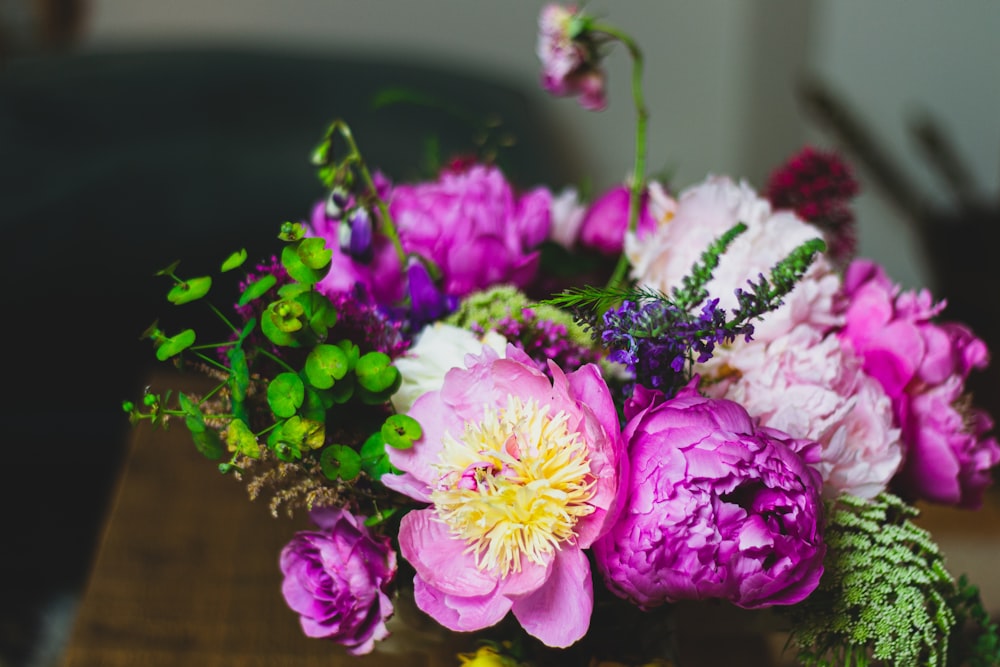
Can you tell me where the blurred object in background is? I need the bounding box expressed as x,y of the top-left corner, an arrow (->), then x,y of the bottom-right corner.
0,0 -> 89,61
801,76 -> 1000,420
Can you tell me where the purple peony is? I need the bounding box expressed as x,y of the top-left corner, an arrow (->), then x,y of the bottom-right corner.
279,507 -> 397,655
594,382 -> 826,611
838,259 -> 1000,508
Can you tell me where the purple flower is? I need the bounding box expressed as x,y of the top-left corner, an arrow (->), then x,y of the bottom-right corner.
838,259 -> 1000,508
338,206 -> 374,262
577,184 -> 658,255
536,4 -> 608,111
594,383 -> 826,610
279,507 -> 397,655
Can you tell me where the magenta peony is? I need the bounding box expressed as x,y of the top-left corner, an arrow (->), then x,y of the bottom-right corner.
838,259 -> 1000,508
382,345 -> 625,647
703,326 -> 902,500
314,163 -> 551,307
576,183 -> 659,255
594,383 -> 825,610
279,507 -> 397,655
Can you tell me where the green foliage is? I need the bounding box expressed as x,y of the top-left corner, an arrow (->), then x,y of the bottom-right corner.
787,493 -> 959,667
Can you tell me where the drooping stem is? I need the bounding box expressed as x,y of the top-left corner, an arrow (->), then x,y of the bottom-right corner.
593,23 -> 649,292
330,121 -> 407,266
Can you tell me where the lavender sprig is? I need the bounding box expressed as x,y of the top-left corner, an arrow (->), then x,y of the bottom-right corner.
545,223 -> 826,397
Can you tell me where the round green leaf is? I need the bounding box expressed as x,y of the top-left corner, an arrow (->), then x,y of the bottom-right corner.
267,372 -> 305,418
360,432 -> 397,478
221,248 -> 248,272
191,428 -> 224,460
297,237 -> 333,270
281,244 -> 326,285
336,339 -> 360,371
155,329 -> 196,361
355,352 -> 400,393
305,344 -> 349,389
281,415 -> 325,451
381,414 -> 422,450
167,276 -> 212,305
320,444 -> 361,481
278,221 -> 306,242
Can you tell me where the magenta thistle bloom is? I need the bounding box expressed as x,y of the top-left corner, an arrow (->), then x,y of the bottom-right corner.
594,383 -> 826,610
838,259 -> 1000,508
279,507 -> 397,655
536,4 -> 608,111
765,146 -> 860,266
382,345 -> 626,648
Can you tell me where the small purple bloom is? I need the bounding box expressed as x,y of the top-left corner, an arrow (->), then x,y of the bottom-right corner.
338,206 -> 374,262
594,382 -> 825,610
405,257 -> 457,331
280,507 -> 397,655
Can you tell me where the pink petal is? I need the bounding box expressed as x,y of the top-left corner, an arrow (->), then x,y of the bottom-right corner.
510,547 -> 593,648
413,576 -> 512,632
398,509 -> 498,597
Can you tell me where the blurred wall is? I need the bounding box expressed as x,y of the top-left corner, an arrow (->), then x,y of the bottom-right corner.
56,0 -> 1000,290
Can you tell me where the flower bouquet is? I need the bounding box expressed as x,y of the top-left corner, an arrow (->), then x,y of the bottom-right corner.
124,5 -> 1000,666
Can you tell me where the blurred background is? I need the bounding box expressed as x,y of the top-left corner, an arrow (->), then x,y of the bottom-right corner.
1,1 -> 998,666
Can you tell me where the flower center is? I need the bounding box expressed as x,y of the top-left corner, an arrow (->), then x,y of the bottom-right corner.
430,396 -> 596,576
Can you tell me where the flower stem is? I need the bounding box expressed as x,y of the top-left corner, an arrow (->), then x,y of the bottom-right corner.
332,121 -> 407,267
594,23 -> 648,293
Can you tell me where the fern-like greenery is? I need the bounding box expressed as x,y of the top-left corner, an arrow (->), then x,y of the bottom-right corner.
787,493 -> 957,667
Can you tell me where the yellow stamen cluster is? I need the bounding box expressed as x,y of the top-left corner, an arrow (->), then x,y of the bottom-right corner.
431,396 -> 596,576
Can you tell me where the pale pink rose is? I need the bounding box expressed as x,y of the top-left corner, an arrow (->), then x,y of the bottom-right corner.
548,186 -> 587,249
382,345 -> 626,648
625,175 -> 842,348
704,326 -> 902,499
838,259 -> 1000,507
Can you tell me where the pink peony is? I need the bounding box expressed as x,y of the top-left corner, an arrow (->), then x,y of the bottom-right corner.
314,164 -> 551,306
838,259 -> 1000,508
536,4 -> 607,111
625,175 -> 842,348
703,326 -> 902,499
594,382 -> 825,610
279,507 -> 397,655
382,345 -> 625,647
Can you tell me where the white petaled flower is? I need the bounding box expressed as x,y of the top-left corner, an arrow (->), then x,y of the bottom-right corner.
390,323 -> 507,414
548,186 -> 587,249
703,326 -> 902,499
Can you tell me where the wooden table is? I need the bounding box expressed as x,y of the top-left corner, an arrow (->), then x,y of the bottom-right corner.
61,374 -> 1000,667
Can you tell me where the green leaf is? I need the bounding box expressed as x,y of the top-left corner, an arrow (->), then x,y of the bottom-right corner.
363,507 -> 398,528
360,431 -> 397,478
166,276 -> 212,305
381,414 -> 422,449
304,344 -> 350,390
281,244 -> 326,285
297,237 -> 333,270
281,415 -> 325,451
191,428 -> 224,460
226,419 -> 260,458
336,339 -> 361,371
238,273 -> 277,306
227,346 -> 250,424
221,248 -> 247,272
320,444 -> 361,481
155,329 -> 196,361
329,373 -> 355,404
355,352 -> 400,393
267,372 -> 304,418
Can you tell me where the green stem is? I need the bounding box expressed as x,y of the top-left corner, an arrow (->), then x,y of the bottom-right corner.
593,23 -> 649,293
333,121 -> 407,267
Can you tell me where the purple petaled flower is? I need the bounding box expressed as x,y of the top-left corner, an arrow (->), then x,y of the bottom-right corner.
838,259 -> 1000,508
594,382 -> 826,610
484,308 -> 602,378
576,184 -> 658,255
536,4 -> 607,111
338,206 -> 374,263
279,507 -> 397,655
404,257 -> 458,333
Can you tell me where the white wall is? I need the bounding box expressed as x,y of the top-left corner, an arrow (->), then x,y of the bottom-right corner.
81,0 -> 1000,291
